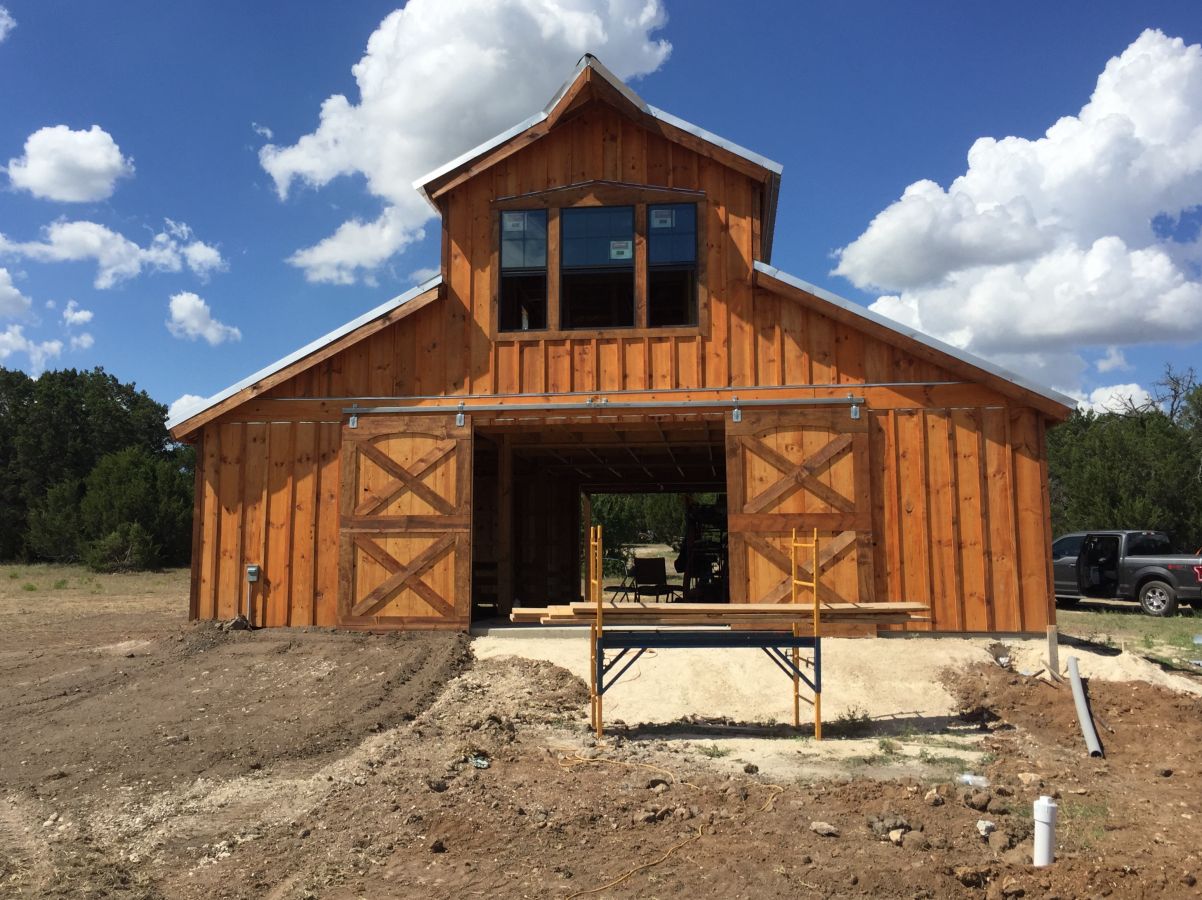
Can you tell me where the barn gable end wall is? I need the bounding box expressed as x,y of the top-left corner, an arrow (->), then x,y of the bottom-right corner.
182,71 -> 1066,634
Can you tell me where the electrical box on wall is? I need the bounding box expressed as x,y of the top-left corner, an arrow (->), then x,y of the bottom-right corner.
245,564 -> 260,583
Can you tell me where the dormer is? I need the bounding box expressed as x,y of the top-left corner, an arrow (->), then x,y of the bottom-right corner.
413,55 -> 782,341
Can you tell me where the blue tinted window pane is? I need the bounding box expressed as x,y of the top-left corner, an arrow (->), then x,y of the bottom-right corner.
561,207 -> 634,268
501,239 -> 523,269
500,209 -> 548,271
648,203 -> 697,265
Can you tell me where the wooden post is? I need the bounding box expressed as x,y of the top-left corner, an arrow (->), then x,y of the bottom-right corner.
581,491 -> 593,602
1047,625 -> 1060,678
497,434 -> 514,613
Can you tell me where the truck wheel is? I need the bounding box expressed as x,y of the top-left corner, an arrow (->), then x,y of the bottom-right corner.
1138,580 -> 1178,617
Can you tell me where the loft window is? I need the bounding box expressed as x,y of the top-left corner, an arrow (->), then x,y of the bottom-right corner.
499,209 -> 547,331
647,203 -> 697,326
560,206 -> 635,329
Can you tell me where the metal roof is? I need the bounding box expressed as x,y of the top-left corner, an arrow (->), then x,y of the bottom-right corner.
166,275 -> 443,432
753,261 -> 1077,410
412,55 -> 783,260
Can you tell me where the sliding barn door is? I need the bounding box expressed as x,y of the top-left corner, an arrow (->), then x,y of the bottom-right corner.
338,415 -> 472,629
726,408 -> 874,605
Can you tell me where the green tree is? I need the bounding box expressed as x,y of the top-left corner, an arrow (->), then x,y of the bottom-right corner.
78,446 -> 194,567
0,366 -> 185,565
1048,406 -> 1202,550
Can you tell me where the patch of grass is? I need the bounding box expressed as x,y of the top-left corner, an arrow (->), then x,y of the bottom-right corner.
52,579 -> 68,590
917,748 -> 970,768
877,738 -> 901,756
1059,800 -> 1109,850
696,743 -> 730,759
21,583 -> 37,592
1060,606 -> 1201,653
827,705 -> 873,738
8,571 -> 19,580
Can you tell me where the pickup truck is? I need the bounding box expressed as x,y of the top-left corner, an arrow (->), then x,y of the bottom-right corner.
1052,530 -> 1202,616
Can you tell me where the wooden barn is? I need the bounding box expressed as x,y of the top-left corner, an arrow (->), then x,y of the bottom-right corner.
169,56 -> 1074,634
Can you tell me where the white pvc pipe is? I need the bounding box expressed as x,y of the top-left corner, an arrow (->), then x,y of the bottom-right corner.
1033,795 -> 1057,866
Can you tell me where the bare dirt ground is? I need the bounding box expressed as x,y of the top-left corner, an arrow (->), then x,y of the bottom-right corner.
2,566 -> 1201,899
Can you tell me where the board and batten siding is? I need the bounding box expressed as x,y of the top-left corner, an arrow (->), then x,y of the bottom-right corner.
185,101 -> 1059,633
189,404 -> 1055,632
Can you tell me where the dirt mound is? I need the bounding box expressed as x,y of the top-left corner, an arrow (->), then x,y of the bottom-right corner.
0,621 -> 469,798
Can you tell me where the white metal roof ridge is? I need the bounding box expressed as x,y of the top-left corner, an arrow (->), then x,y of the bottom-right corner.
413,55 -> 783,208
753,261 -> 1076,410
166,274 -> 443,431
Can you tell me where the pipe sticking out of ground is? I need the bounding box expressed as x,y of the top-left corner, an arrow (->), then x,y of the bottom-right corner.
1066,656 -> 1104,758
1033,795 -> 1057,866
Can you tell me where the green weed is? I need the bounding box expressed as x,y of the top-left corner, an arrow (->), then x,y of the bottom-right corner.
52,579 -> 68,590
21,583 -> 37,592
697,743 -> 730,759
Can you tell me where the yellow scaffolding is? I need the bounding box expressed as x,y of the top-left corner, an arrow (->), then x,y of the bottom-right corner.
790,527 -> 821,740
586,523 -> 826,740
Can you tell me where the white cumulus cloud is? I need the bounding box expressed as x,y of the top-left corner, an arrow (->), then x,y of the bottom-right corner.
168,393 -> 208,422
833,29 -> 1202,397
166,292 -> 241,345
1096,346 -> 1130,373
69,332 -> 94,351
6,125 -> 134,202
0,6 -> 15,43
61,299 -> 93,326
1073,383 -> 1154,414
261,0 -> 671,284
0,266 -> 31,318
0,219 -> 226,288
0,325 -> 62,374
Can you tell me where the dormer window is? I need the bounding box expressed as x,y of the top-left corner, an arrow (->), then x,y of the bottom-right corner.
561,206 -> 635,329
647,203 -> 697,327
493,185 -> 705,336
499,210 -> 548,331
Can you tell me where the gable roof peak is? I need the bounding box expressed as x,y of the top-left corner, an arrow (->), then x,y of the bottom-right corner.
412,56 -> 783,258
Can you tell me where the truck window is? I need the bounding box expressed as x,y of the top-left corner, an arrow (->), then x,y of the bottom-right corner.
1126,533 -> 1173,556
1052,535 -> 1084,558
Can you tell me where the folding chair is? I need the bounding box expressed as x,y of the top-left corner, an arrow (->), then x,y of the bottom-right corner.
631,557 -> 680,602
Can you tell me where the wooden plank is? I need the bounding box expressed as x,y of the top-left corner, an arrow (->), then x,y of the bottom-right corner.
726,166 -> 753,386
197,426 -> 221,620
851,431 -> 876,604
240,423 -> 270,626
263,422 -> 295,627
924,410 -> 962,630
982,408 -> 1021,631
895,410 -> 933,623
952,410 -> 990,631
215,423 -> 244,620
289,423 -> 318,627
701,158 -> 729,387
314,423 -> 341,626
1012,408 -> 1051,631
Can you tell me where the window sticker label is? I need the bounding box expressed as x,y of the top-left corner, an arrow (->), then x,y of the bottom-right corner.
502,212 -> 526,232
650,208 -> 675,229
609,240 -> 633,260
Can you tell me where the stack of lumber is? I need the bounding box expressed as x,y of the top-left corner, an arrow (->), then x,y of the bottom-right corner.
510,601 -> 929,627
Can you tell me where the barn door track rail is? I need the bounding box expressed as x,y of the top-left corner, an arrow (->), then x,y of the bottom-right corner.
343,394 -> 865,428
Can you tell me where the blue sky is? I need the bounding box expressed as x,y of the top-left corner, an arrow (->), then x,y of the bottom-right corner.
1,1 -> 1200,419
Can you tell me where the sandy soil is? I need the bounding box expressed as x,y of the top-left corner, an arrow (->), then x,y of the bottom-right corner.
2,569 -> 1201,898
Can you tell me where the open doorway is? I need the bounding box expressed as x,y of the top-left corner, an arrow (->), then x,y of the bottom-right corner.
470,415 -> 726,620
586,492 -> 728,603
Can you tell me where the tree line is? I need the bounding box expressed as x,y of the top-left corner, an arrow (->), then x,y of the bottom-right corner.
1048,367 -> 1202,551
0,367 -> 192,571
